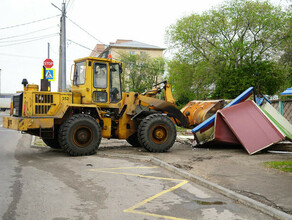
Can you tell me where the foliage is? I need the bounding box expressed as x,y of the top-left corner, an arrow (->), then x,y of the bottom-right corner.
120,53 -> 165,93
280,4 -> 292,88
264,161 -> 292,173
166,0 -> 291,103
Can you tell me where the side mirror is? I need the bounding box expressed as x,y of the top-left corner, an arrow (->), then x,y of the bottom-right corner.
70,64 -> 74,82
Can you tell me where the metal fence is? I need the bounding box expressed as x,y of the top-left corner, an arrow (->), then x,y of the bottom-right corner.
271,99 -> 292,124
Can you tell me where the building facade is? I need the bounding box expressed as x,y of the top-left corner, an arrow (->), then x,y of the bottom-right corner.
90,39 -> 165,60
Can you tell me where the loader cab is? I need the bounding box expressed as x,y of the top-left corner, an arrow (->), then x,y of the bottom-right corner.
72,57 -> 122,108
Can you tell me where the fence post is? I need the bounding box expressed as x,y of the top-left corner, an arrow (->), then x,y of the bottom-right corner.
279,100 -> 284,115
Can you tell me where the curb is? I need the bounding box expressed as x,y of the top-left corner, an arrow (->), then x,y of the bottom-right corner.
97,152 -> 292,220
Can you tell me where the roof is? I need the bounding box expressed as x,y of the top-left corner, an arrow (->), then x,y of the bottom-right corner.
281,88 -> 292,96
109,40 -> 165,50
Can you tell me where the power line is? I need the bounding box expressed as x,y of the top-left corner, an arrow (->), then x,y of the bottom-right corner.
0,52 -> 44,59
66,0 -> 74,11
0,15 -> 60,30
0,33 -> 59,47
66,16 -> 104,45
0,26 -> 58,41
66,16 -> 125,58
0,33 -> 59,44
67,39 -> 96,53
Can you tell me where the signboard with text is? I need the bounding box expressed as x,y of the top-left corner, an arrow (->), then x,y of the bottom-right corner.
43,59 -> 54,68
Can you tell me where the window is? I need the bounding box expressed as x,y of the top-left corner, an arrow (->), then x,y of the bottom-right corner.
129,51 -> 135,55
93,63 -> 107,88
92,91 -> 107,103
73,61 -> 86,85
110,63 -> 122,103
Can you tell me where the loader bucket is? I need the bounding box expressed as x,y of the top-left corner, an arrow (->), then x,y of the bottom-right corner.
181,100 -> 225,127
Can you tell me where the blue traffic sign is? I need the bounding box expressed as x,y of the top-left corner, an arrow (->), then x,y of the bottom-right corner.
42,68 -> 55,81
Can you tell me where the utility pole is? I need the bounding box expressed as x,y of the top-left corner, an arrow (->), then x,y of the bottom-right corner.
0,69 -> 1,94
52,1 -> 66,92
48,42 -> 50,59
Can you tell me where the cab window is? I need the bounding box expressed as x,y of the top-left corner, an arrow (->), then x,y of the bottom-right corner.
73,61 -> 86,85
94,63 -> 107,88
110,63 -> 122,103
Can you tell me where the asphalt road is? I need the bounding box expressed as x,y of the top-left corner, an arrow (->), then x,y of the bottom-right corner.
0,112 -> 272,220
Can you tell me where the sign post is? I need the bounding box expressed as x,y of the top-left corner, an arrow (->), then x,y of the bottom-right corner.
42,59 -> 54,91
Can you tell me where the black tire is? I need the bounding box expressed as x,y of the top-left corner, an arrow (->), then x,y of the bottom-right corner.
126,133 -> 142,147
138,114 -> 177,152
42,126 -> 61,149
58,114 -> 101,156
42,138 -> 61,149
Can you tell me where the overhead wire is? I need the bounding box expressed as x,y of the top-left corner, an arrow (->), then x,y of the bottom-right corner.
0,32 -> 59,44
0,33 -> 59,47
0,15 -> 60,30
67,39 -> 98,54
67,39 -> 121,61
66,15 -> 124,57
0,26 -> 58,41
0,52 -> 44,59
66,0 -> 74,11
66,16 -> 104,45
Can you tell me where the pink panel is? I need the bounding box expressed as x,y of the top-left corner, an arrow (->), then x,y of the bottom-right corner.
214,113 -> 241,145
217,100 -> 284,154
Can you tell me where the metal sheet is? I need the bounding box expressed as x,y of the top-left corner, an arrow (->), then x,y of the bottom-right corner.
192,87 -> 254,134
261,102 -> 292,140
214,112 -> 241,145
217,100 -> 285,155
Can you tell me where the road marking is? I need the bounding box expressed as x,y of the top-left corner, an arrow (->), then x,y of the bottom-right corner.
89,166 -> 157,171
89,166 -> 189,220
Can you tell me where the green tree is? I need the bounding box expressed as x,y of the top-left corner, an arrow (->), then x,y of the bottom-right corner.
120,53 -> 165,93
280,4 -> 292,88
166,0 -> 290,101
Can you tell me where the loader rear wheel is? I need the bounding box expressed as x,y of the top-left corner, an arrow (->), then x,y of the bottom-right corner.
58,114 -> 101,156
126,133 -> 141,147
138,114 -> 176,152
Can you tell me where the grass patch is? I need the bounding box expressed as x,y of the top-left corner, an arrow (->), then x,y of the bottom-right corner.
264,161 -> 292,173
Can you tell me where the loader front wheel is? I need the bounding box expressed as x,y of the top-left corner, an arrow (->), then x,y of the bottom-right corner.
138,114 -> 176,152
126,133 -> 141,147
42,126 -> 61,149
58,114 -> 101,156
42,138 -> 61,149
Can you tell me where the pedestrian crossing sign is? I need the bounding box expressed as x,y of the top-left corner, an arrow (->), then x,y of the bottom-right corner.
42,68 -> 55,81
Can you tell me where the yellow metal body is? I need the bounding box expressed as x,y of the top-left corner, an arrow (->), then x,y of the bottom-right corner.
3,56 -> 203,141
3,117 -> 54,131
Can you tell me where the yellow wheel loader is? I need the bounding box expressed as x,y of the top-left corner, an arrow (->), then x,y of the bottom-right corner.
3,57 -> 222,156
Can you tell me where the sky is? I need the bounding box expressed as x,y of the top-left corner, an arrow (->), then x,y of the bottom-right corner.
0,0 -> 289,93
